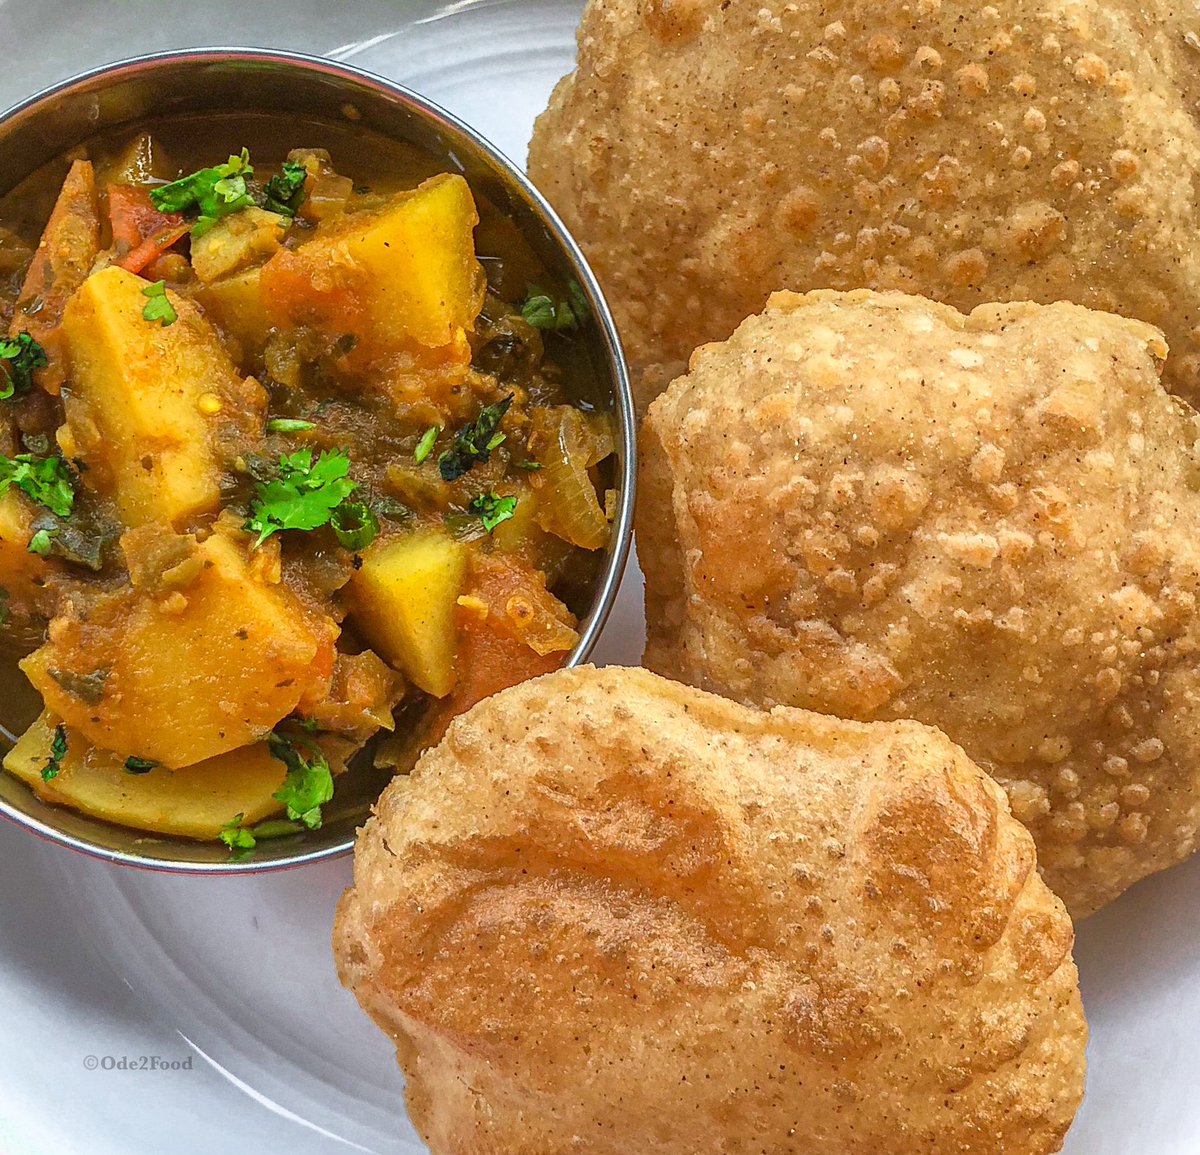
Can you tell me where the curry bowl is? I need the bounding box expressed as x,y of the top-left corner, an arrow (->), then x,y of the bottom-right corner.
0,47 -> 635,872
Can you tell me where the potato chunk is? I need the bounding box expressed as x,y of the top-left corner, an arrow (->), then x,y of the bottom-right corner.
193,267 -> 271,361
190,207 -> 287,284
20,530 -> 337,768
347,530 -> 467,697
4,712 -> 288,839
0,491 -> 47,611
61,265 -> 246,529
261,174 -> 484,354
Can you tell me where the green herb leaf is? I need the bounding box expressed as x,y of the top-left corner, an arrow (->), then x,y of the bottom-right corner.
264,160 -> 308,216
468,491 -> 518,533
266,417 -> 316,433
219,812 -> 257,853
520,289 -> 580,332
249,818 -> 306,840
41,723 -> 67,782
150,148 -> 255,238
243,448 -> 356,547
513,460 -> 543,472
27,528 -> 52,555
567,280 -> 590,324
48,667 -> 108,704
140,280 -> 177,327
267,732 -> 334,830
330,501 -> 379,552
438,395 -> 513,482
124,756 -> 158,775
0,453 -> 76,517
414,425 -> 439,464
0,332 -> 48,399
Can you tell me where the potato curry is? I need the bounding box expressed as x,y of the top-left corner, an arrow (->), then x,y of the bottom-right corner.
0,125 -> 614,853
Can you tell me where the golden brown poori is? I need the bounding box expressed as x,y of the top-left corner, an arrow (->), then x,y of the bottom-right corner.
530,0 -> 1200,409
640,288 -> 1200,917
335,664 -> 1087,1155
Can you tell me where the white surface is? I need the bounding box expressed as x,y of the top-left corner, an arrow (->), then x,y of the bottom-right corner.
0,2 -> 1196,1152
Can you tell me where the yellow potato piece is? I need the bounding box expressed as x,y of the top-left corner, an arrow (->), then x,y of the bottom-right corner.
4,712 -> 287,840
20,530 -> 336,768
262,173 -> 484,353
193,266 -> 271,358
348,530 -> 467,697
61,265 -> 243,529
189,207 -> 287,284
0,491 -> 47,610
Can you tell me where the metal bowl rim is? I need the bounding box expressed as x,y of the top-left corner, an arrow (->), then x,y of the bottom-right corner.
0,45 -> 636,874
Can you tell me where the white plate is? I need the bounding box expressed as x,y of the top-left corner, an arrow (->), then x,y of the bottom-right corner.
0,2 -> 1197,1152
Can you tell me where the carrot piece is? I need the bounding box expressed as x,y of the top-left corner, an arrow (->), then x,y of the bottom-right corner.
10,159 -> 101,393
117,221 -> 190,276
421,609 -> 567,748
107,184 -> 188,275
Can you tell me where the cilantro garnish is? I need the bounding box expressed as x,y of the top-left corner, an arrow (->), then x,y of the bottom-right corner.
27,529 -> 52,555
219,812 -> 257,853
330,501 -> 379,552
41,723 -> 67,782
414,425 -> 439,465
124,756 -> 158,775
513,460 -> 542,472
266,417 -> 315,433
150,148 -> 255,238
468,491 -> 518,533
264,160 -> 308,216
140,281 -> 177,327
218,811 -> 306,856
0,453 -> 75,518
438,395 -> 513,482
267,732 -> 334,830
520,284 -> 585,332
0,332 -> 48,400
243,448 -> 356,547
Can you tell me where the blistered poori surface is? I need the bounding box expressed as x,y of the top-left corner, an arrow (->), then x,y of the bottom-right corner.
530,0 -> 1200,409
335,664 -> 1086,1155
640,289 -> 1200,917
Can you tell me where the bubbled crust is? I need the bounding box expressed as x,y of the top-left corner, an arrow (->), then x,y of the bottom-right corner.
335,664 -> 1086,1155
640,289 -> 1200,917
529,0 -> 1200,410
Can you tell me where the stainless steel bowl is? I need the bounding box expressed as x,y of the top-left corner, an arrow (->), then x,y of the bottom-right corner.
0,48 -> 635,872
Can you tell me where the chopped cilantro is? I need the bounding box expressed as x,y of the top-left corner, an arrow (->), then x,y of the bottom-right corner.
414,425 -> 439,465
249,818 -> 306,840
513,460 -> 543,472
520,287 -> 582,332
218,811 -> 306,855
27,529 -> 52,555
41,723 -> 67,782
264,160 -> 308,216
0,332 -> 48,399
150,148 -> 255,238
267,732 -> 334,830
140,281 -> 177,327
243,448 -> 356,547
124,756 -> 158,775
330,501 -> 379,552
468,491 -> 518,533
438,395 -> 513,481
48,667 -> 109,704
0,453 -> 75,517
266,417 -> 316,433
219,812 -> 257,853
